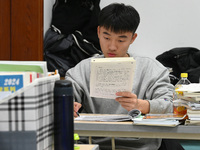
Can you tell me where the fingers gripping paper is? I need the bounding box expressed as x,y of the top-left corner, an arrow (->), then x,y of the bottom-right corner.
90,57 -> 136,99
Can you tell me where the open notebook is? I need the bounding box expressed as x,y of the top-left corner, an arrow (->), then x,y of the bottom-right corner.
75,109 -> 141,122
75,109 -> 184,127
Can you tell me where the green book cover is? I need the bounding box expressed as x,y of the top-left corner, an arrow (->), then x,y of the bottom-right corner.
0,64 -> 43,73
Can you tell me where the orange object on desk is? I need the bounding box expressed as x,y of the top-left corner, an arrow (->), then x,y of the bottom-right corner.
173,105 -> 187,115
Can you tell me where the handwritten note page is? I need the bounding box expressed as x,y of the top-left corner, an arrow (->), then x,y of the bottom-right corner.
90,57 -> 136,99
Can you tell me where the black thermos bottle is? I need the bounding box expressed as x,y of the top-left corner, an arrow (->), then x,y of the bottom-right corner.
54,80 -> 74,150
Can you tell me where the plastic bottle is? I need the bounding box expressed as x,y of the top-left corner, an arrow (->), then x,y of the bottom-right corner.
54,80 -> 74,150
175,73 -> 191,94
174,73 -> 191,115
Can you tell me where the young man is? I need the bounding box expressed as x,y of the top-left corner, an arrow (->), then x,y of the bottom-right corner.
65,3 -> 175,150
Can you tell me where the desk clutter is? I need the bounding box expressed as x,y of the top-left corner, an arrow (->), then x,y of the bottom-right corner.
0,61 -> 60,150
175,83 -> 200,125
75,111 -> 185,127
1,61 -> 200,149
75,82 -> 200,127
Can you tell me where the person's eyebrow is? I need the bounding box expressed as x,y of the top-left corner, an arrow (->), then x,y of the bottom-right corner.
103,31 -> 111,36
103,32 -> 128,38
118,35 -> 128,38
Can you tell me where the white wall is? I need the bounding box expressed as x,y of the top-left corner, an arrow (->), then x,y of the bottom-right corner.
43,0 -> 55,36
44,0 -> 200,59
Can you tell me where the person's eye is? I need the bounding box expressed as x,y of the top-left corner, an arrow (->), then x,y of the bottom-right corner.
119,40 -> 125,43
104,37 -> 110,40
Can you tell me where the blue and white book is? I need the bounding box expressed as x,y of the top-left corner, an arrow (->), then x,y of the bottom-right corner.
0,72 -> 37,93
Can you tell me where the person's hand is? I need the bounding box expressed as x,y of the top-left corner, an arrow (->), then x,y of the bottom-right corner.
74,102 -> 82,117
115,92 -> 150,114
115,92 -> 138,111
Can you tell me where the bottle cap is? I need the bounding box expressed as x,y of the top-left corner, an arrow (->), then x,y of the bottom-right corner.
181,73 -> 188,78
54,80 -> 73,96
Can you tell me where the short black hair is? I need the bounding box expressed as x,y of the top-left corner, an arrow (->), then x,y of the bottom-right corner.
98,3 -> 140,34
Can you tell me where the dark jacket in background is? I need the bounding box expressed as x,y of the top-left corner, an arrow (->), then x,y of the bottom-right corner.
44,0 -> 102,77
156,47 -> 200,84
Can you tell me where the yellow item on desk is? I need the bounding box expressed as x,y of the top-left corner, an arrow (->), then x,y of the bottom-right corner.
174,73 -> 190,115
74,133 -> 80,149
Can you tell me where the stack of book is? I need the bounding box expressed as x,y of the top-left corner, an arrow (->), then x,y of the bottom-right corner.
185,109 -> 200,125
175,84 -> 200,125
0,61 -> 48,100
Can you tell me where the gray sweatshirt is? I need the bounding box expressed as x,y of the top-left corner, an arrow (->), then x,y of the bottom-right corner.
65,53 -> 174,150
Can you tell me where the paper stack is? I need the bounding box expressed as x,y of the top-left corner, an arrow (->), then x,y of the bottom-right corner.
175,84 -> 200,102
175,84 -> 200,125
185,109 -> 200,125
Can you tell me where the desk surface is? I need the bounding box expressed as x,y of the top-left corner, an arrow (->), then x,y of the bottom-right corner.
74,120 -> 200,140
75,144 -> 99,150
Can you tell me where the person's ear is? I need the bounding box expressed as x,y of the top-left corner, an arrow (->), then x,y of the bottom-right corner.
130,33 -> 137,44
97,26 -> 100,38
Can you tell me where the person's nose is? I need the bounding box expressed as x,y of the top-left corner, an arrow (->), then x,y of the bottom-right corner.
108,40 -> 117,51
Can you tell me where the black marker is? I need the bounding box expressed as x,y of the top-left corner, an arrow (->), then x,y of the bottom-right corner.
76,112 -> 80,117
